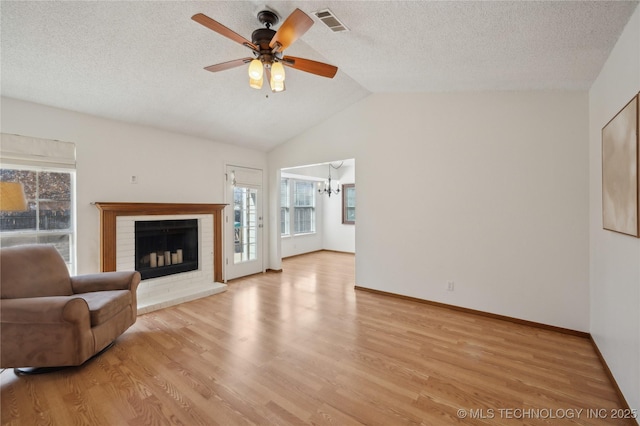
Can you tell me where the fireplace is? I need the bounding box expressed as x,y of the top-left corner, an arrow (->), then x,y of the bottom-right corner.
135,219 -> 198,280
94,202 -> 227,314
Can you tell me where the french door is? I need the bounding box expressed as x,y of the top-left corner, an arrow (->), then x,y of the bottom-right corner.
225,165 -> 263,280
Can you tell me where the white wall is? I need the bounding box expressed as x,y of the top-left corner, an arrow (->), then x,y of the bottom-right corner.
269,91 -> 590,332
323,162 -> 355,253
1,97 -> 267,275
589,7 -> 640,412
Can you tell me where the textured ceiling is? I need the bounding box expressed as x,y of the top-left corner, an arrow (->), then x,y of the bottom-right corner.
1,1 -> 637,151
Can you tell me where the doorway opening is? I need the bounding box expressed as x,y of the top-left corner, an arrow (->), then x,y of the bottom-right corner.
280,159 -> 355,259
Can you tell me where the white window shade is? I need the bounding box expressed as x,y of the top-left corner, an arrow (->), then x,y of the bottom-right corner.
230,166 -> 261,188
1,133 -> 76,169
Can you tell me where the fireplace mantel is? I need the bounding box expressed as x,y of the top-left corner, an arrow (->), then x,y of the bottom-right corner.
94,202 -> 226,282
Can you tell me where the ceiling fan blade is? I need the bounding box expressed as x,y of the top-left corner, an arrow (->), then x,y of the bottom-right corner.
265,67 -> 272,90
282,56 -> 338,78
269,8 -> 313,51
204,58 -> 253,73
192,13 -> 258,51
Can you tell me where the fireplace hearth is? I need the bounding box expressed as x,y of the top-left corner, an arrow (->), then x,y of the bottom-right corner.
135,219 -> 198,280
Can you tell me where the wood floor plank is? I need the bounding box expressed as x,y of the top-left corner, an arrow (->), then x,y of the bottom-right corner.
1,251 -> 636,425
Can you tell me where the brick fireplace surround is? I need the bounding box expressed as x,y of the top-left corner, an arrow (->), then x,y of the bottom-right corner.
94,202 -> 227,314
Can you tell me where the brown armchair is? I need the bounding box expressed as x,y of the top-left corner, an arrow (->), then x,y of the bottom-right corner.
0,244 -> 140,370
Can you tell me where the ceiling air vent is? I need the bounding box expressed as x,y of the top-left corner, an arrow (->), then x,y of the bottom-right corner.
313,9 -> 349,32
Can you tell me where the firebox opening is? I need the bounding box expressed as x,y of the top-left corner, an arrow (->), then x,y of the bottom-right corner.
135,219 -> 198,280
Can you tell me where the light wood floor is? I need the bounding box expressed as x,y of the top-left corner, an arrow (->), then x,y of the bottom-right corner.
1,251 -> 634,425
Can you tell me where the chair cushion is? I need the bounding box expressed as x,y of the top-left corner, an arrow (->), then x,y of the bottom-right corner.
76,290 -> 132,326
0,245 -> 73,299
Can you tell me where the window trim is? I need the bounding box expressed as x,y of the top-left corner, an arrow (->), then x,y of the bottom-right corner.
280,178 -> 290,236
280,176 -> 317,236
342,183 -> 355,225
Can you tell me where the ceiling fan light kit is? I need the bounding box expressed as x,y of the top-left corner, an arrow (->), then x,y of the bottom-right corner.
248,59 -> 263,80
192,7 -> 338,93
270,61 -> 285,83
271,78 -> 285,93
249,76 -> 263,90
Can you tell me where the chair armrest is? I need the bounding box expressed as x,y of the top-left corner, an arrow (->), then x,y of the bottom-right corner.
1,296 -> 90,325
70,271 -> 141,294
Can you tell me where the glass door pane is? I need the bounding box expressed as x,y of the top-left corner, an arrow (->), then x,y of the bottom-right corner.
226,165 -> 262,281
233,186 -> 258,264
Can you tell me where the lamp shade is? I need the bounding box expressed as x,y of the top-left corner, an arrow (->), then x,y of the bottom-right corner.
271,79 -> 284,92
270,76 -> 285,92
248,59 -> 263,80
249,76 -> 263,90
271,62 -> 285,82
0,182 -> 28,212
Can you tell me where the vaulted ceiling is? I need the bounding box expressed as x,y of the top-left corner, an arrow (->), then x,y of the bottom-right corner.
1,1 -> 637,151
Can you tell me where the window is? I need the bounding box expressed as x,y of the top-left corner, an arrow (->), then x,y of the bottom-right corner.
342,184 -> 355,224
280,177 -> 316,235
280,178 -> 290,236
294,181 -> 316,234
0,134 -> 76,273
0,166 -> 76,272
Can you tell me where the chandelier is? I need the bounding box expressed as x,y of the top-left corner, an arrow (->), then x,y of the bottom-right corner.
318,162 -> 343,197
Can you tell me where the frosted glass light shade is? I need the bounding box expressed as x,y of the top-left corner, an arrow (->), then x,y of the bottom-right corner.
248,59 -> 263,80
249,76 -> 263,89
271,62 -> 285,81
270,77 -> 284,92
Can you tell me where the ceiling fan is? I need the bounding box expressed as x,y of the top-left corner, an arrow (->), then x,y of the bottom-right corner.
192,8 -> 338,92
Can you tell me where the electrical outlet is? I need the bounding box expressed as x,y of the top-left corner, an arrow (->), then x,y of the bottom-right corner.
447,281 -> 455,291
